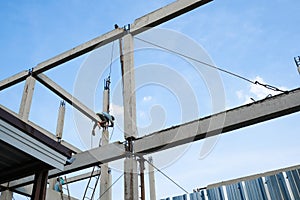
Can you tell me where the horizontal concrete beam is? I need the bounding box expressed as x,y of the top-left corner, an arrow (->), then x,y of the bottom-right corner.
49,141 -> 125,176
31,0 -> 212,75
32,28 -> 125,75
130,0 -> 212,35
8,87 -> 300,188
34,73 -> 100,122
0,70 -> 29,91
0,28 -> 124,89
0,0 -> 212,86
134,88 -> 300,154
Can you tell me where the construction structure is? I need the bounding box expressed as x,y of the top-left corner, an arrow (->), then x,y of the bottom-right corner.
0,0 -> 300,199
162,164 -> 300,200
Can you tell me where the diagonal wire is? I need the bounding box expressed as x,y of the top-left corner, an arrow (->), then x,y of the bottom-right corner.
109,126 -> 115,140
135,36 -> 254,84
97,173 -> 124,200
144,158 -> 189,194
135,37 -> 287,94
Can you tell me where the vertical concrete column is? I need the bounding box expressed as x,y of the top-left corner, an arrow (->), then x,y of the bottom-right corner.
48,179 -> 56,191
108,168 -> 112,200
0,190 -> 13,200
139,158 -> 146,200
56,101 -> 66,142
148,157 -> 156,200
122,33 -> 139,200
122,33 -> 137,139
100,88 -> 111,200
124,156 -> 139,200
1,76 -> 37,200
47,101 -> 66,193
19,75 -> 36,121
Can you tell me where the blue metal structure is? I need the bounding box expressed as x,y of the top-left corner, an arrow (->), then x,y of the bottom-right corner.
190,190 -> 206,200
244,178 -> 268,200
207,187 -> 225,200
161,166 -> 300,200
226,182 -> 246,200
286,169 -> 300,199
265,173 -> 291,200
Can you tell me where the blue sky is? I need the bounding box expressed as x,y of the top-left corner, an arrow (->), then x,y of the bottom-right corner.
1,0 -> 300,199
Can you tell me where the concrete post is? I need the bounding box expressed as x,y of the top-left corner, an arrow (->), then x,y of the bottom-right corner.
49,179 -> 56,190
139,158 -> 146,200
56,101 -> 66,142
0,190 -> 13,200
124,156 -> 139,200
100,84 -> 111,200
122,33 -> 139,200
0,76 -> 37,200
19,75 -> 36,121
47,101 -> 66,194
108,168 -> 112,200
148,157 -> 156,200
122,33 -> 137,140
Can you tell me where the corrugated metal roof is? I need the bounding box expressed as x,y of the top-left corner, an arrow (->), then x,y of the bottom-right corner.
0,106 -> 72,185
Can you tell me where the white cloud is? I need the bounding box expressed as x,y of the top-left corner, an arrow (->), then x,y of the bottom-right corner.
143,96 -> 152,102
236,76 -> 288,104
250,76 -> 279,99
236,90 -> 245,100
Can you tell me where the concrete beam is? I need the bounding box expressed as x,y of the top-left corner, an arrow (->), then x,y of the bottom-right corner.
0,0 -> 212,87
134,88 -> 300,154
31,0 -> 212,74
31,28 -> 125,75
6,88 -> 300,189
0,70 -> 29,91
34,73 -> 99,122
49,141 -> 125,178
130,0 -> 212,35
